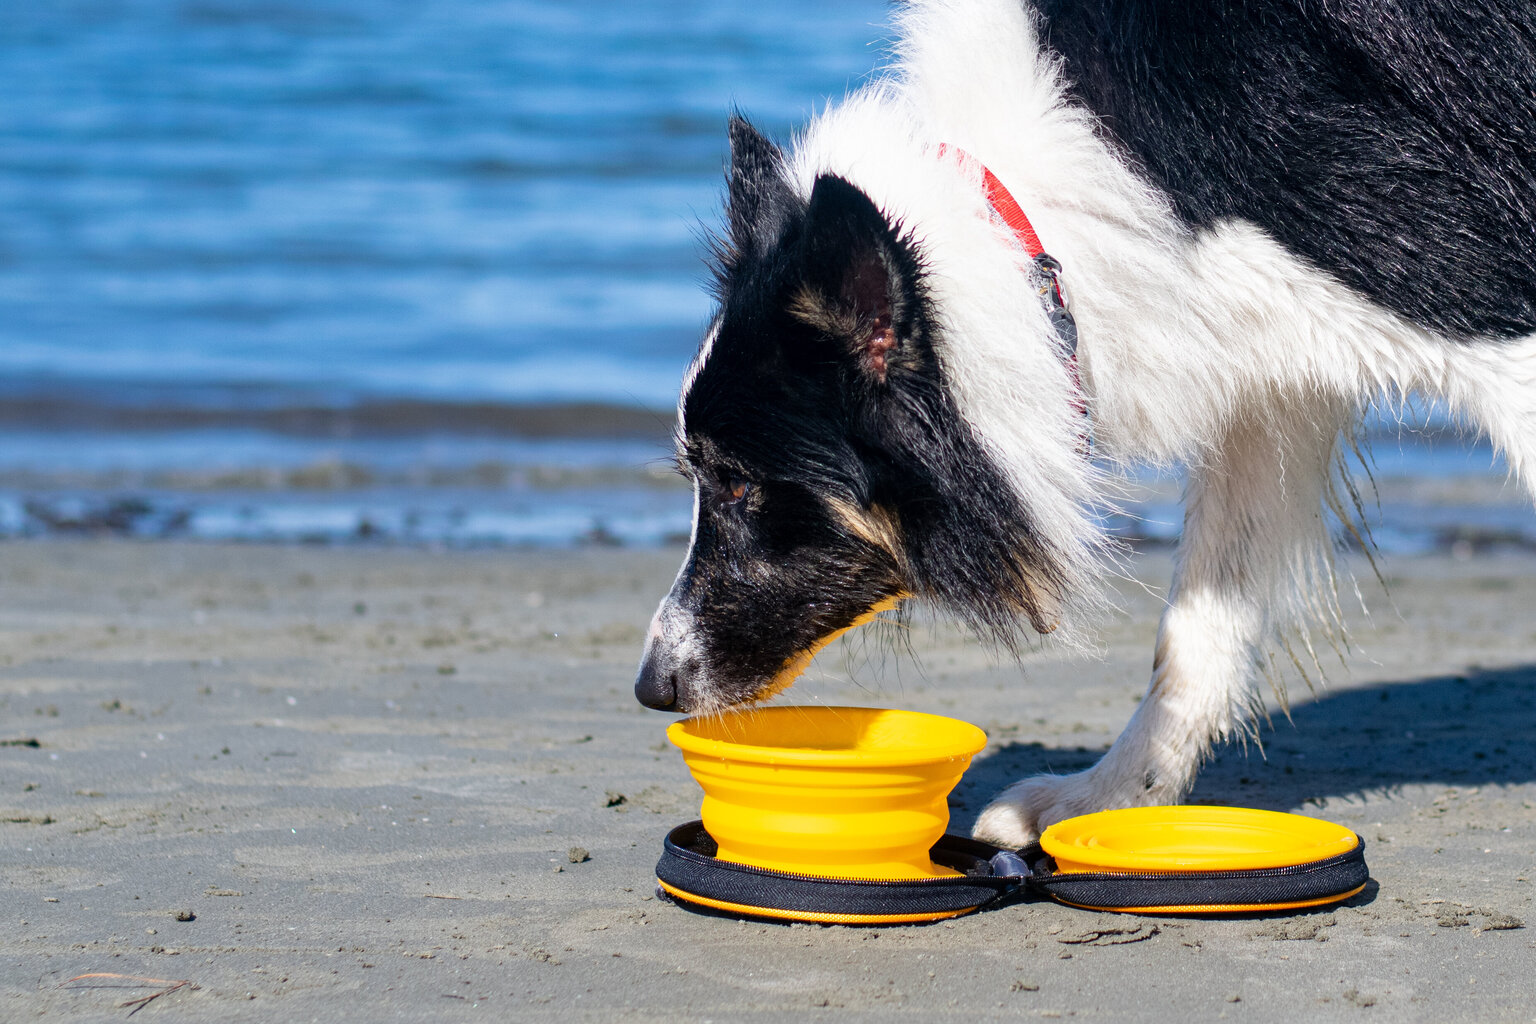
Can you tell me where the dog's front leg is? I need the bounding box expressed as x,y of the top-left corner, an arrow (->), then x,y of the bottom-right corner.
974,404 -> 1346,846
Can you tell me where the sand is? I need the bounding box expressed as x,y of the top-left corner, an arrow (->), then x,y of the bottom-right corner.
1,539 -> 1532,1021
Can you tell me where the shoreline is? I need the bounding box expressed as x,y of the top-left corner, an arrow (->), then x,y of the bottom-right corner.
1,540 -> 1532,1021
1,465 -> 1532,552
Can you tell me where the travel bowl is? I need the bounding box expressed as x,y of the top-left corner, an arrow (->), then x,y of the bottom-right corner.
656,710 -> 1370,923
1032,805 -> 1369,914
1040,805 -> 1362,874
666,706 -> 988,881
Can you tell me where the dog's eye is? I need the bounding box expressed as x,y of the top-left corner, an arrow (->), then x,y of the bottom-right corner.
721,475 -> 750,506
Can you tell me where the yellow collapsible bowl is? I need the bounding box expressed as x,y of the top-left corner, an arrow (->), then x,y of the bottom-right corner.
1041,805 -> 1361,874
1036,805 -> 1367,913
668,706 -> 988,881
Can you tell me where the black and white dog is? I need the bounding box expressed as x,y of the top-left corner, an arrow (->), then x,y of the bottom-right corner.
635,0 -> 1536,845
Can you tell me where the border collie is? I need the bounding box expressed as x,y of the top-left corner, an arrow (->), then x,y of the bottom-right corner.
635,0 -> 1536,845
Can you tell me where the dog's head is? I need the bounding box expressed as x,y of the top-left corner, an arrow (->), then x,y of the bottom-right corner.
635,117 -> 1076,714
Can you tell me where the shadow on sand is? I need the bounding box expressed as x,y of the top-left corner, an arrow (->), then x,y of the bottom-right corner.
950,664 -> 1536,835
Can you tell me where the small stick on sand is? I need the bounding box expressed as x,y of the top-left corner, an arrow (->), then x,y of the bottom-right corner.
60,973 -> 192,1016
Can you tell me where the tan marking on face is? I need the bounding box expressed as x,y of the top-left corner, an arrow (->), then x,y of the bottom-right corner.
825,497 -> 905,564
748,594 -> 908,703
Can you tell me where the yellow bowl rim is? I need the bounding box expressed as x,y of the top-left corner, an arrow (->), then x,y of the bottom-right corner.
667,705 -> 988,768
1040,805 -> 1361,873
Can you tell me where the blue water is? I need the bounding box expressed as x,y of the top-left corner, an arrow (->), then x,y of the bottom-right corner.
0,0 -> 888,408
0,0 -> 893,542
0,1 -> 1530,549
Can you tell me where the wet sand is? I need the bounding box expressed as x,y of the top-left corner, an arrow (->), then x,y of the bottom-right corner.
2,540 -> 1532,1021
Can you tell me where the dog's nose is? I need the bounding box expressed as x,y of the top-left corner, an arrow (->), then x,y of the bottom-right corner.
634,652 -> 679,711
637,596 -> 701,711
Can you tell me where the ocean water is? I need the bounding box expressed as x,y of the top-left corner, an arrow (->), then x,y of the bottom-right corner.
0,0 -> 888,542
0,0 -> 890,407
0,1 -> 1530,550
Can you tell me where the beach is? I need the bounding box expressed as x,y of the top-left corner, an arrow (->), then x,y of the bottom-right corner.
2,539 -> 1532,1022
6,2 -> 1533,1018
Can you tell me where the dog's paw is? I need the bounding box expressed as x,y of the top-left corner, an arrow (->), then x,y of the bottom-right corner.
972,770 -> 1140,848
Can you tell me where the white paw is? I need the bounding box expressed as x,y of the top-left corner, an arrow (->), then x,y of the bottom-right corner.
972,769 -> 1148,848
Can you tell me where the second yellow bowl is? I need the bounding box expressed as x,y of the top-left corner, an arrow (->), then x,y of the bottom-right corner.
1041,805 -> 1362,874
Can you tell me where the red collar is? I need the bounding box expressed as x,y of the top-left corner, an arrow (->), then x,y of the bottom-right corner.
940,145 -> 1086,427
939,144 -> 1047,257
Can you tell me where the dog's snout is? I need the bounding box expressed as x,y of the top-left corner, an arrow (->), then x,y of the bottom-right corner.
634,652 -> 680,711
635,599 -> 701,712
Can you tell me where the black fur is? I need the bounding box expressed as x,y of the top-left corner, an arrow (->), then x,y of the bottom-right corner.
1038,0 -> 1536,340
721,115 -> 801,271
649,122 -> 1064,710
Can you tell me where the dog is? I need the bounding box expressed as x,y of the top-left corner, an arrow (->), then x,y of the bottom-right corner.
634,0 -> 1536,846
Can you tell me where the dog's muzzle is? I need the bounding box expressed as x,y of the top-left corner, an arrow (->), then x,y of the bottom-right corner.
634,599 -> 701,712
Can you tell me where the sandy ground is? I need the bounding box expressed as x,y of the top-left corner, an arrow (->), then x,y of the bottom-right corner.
1,539 -> 1533,1022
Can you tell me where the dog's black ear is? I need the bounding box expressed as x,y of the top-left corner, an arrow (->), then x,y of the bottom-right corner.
726,115 -> 796,256
793,174 -> 921,385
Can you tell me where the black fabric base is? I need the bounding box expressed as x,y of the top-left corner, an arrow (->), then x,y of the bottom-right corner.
656,821 -> 1370,923
657,821 -> 1017,919
1021,836 -> 1369,910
